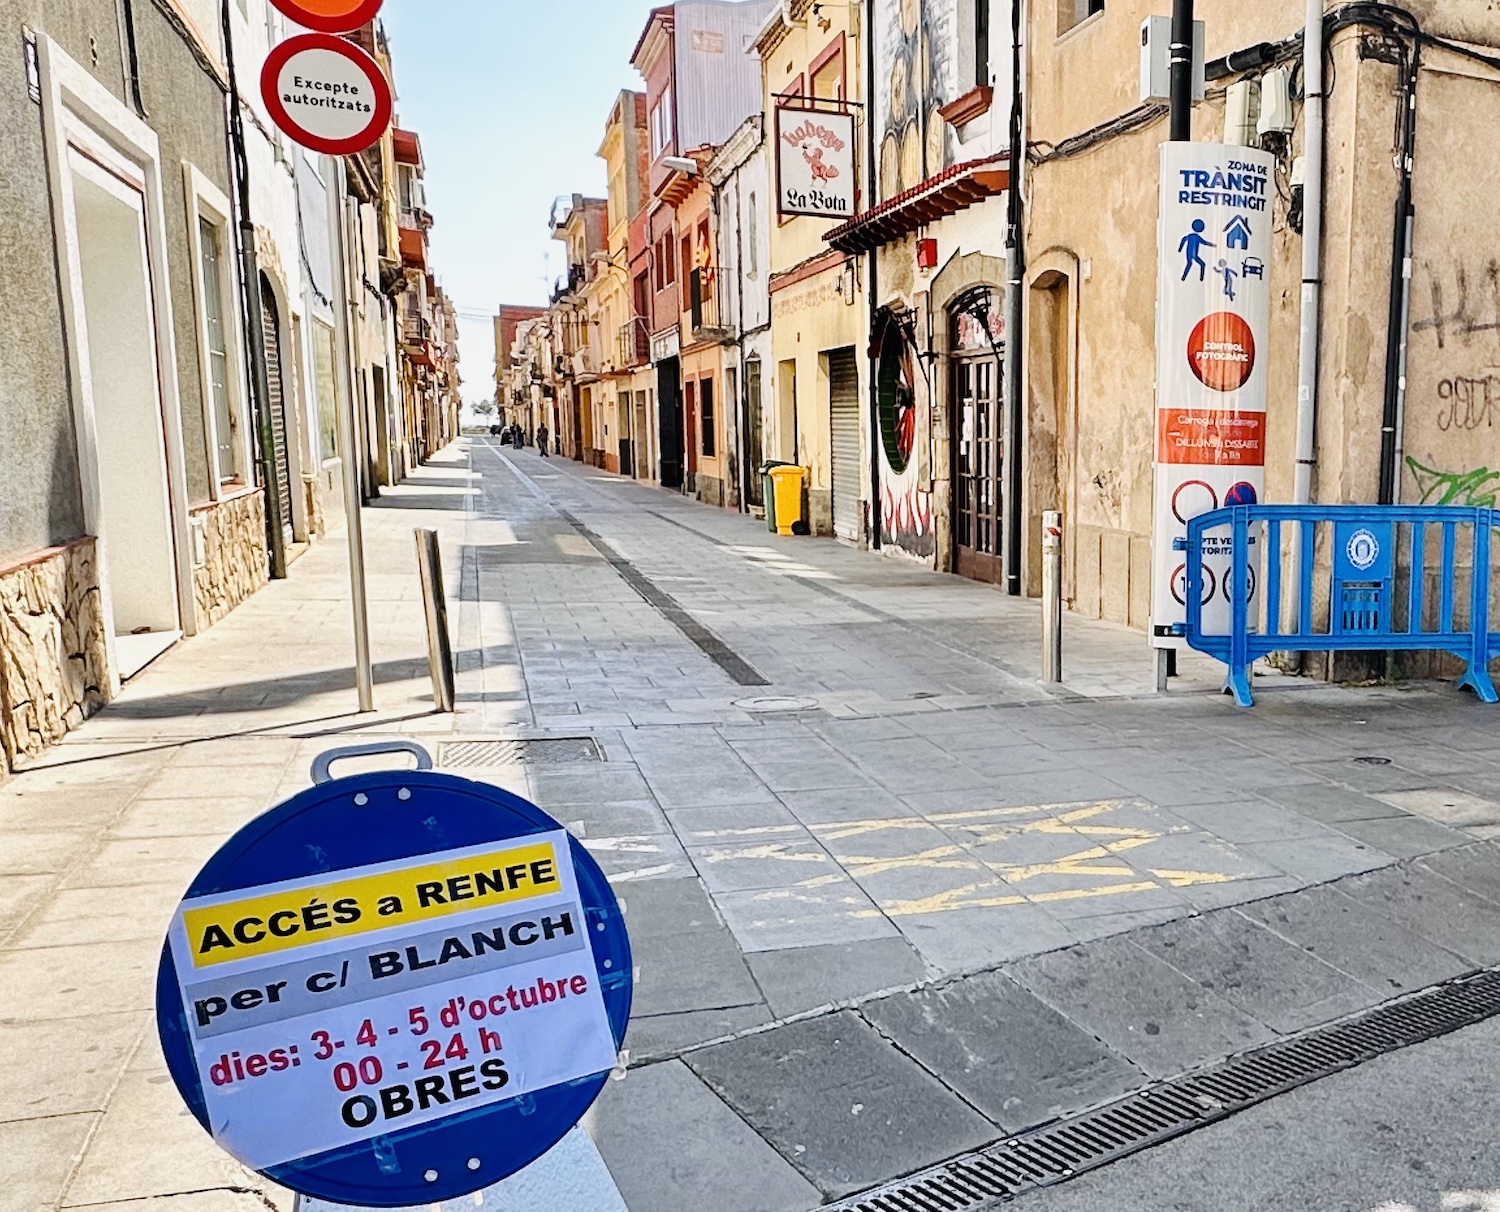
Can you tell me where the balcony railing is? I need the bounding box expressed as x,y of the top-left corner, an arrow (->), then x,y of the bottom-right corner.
617,318 -> 650,367
689,268 -> 726,338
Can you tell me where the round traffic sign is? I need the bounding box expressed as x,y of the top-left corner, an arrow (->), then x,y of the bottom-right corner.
269,0 -> 384,34
1187,311 -> 1256,393
156,748 -> 632,1208
261,33 -> 392,157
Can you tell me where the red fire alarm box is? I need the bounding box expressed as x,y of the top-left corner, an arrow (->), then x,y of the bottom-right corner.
916,238 -> 938,270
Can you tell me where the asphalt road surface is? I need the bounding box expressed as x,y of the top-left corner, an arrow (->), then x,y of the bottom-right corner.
1010,1016 -> 1500,1212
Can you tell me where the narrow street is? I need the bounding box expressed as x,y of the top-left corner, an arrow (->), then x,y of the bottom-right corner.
6,440 -> 1500,1211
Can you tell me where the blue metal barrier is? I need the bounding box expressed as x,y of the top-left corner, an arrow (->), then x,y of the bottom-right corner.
1175,505 -> 1500,707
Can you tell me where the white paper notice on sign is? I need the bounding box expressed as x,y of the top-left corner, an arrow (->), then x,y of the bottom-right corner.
166,832 -> 619,1172
1151,142 -> 1276,647
776,106 -> 856,220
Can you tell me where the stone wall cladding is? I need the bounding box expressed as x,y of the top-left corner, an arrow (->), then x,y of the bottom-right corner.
192,489 -> 269,629
0,540 -> 110,775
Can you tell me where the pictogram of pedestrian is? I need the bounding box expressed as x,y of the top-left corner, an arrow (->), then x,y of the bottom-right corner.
1180,220 -> 1214,282
1217,259 -> 1238,301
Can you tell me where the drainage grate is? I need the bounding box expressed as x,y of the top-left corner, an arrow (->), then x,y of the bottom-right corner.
437,738 -> 603,769
822,966 -> 1500,1212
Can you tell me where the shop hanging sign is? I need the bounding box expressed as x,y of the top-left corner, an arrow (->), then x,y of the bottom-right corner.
776,106 -> 857,220
156,743 -> 632,1208
269,0 -> 384,34
1151,143 -> 1275,648
261,32 -> 392,157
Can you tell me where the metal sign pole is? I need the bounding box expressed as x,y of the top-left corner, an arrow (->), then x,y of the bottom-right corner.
329,156 -> 375,713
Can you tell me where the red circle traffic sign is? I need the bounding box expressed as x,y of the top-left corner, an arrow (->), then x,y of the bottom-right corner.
268,0 -> 383,34
261,33 -> 392,157
1187,311 -> 1256,394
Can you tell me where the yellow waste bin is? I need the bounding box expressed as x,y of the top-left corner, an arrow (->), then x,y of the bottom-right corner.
768,465 -> 807,536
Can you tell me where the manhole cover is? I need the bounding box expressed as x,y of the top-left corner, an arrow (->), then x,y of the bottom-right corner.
438,738 -> 603,768
731,695 -> 820,713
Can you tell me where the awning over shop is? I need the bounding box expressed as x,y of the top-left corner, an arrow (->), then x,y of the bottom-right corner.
823,154 -> 1010,255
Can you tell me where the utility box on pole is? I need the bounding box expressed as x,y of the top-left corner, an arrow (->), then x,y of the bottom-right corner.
1141,16 -> 1205,104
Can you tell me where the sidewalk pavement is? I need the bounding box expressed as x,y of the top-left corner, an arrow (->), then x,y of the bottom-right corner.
5,440 -> 1500,1211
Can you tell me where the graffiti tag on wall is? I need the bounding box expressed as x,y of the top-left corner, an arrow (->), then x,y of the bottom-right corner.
1407,456 -> 1500,508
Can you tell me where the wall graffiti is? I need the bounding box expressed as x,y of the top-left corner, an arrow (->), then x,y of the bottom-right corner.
1406,456 -> 1500,508
1436,375 -> 1498,432
1412,259 -> 1500,351
875,0 -> 955,203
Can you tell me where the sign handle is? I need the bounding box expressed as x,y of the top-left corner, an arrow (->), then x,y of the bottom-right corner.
310,741 -> 435,785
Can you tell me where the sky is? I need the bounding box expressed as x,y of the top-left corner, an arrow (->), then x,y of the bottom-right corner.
379,0 -> 663,406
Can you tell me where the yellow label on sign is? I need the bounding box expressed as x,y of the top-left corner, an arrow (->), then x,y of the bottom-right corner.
183,842 -> 560,968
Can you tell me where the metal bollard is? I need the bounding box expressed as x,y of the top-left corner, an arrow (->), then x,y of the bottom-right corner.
1042,511 -> 1064,684
415,528 -> 456,713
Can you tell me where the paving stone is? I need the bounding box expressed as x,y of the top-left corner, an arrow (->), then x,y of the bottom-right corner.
644,771 -> 780,811
862,970 -> 1147,1132
623,1004 -> 776,1062
1060,905 -> 1190,944
62,1068 -> 252,1206
0,1012 -> 144,1122
583,832 -> 695,881
615,878 -> 763,1016
715,878 -> 897,952
1340,864 -> 1500,965
746,937 -> 931,1017
1254,782 -> 1407,825
553,799 -> 672,840
0,942 -> 158,1021
0,873 -> 52,939
1236,885 -> 1470,994
1166,801 -> 1342,844
586,1060 -> 820,1212
1415,842 -> 1500,906
1130,910 -> 1377,1033
685,1011 -> 995,1198
664,800 -> 803,844
1241,834 -> 1390,883
0,831 -> 91,876
58,834 -> 220,891
1375,787 -> 1500,829
1293,759 -> 1441,794
0,1114 -> 97,1212
1009,936 -> 1276,1079
894,901 -> 1078,974
1327,813 -> 1473,858
105,797 -> 272,839
687,834 -> 838,894
10,881 -> 182,949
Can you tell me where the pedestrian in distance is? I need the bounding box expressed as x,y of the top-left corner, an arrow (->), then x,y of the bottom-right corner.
536,423 -> 550,457
513,425 -> 524,450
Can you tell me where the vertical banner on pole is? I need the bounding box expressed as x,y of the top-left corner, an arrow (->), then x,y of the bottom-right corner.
1152,143 -> 1275,647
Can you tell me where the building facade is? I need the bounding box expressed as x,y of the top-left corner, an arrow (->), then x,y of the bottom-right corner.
0,4 -> 460,774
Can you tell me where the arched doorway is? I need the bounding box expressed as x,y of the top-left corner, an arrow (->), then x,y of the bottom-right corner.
949,289 -> 1004,584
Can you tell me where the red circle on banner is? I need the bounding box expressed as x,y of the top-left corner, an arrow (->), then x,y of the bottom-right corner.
261,33 -> 392,157
268,0 -> 383,34
1187,312 -> 1256,393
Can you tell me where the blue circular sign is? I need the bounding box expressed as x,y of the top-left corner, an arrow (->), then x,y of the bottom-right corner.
1224,481 -> 1259,507
156,750 -> 632,1208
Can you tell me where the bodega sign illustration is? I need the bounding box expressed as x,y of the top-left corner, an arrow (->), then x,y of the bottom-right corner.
261,32 -> 392,156
156,749 -> 632,1207
776,106 -> 856,219
1152,143 -> 1275,644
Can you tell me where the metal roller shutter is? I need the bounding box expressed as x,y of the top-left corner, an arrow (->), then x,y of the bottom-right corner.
829,348 -> 861,542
